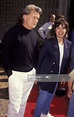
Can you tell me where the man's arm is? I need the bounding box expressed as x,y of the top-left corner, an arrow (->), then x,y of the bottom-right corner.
38,23 -> 48,39
1,28 -> 14,77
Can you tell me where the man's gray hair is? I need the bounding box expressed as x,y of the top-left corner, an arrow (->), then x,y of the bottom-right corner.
22,4 -> 42,15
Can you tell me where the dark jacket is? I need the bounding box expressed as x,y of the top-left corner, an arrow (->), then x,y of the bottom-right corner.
36,37 -> 72,93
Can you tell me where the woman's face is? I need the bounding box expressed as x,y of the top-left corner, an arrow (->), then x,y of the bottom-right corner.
55,24 -> 67,39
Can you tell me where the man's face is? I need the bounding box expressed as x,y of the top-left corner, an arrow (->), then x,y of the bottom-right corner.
50,15 -> 55,23
23,10 -> 40,30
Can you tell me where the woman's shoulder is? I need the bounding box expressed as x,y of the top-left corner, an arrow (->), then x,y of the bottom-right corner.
65,38 -> 72,44
45,37 -> 55,42
42,37 -> 55,48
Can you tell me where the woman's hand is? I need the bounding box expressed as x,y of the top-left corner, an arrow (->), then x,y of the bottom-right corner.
67,91 -> 72,98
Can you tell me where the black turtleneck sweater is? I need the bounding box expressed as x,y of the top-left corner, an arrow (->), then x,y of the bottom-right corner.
1,25 -> 39,77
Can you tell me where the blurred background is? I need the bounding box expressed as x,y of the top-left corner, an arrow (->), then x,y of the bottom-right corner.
0,0 -> 74,42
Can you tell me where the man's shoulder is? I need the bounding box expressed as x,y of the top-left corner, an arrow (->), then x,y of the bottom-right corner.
4,25 -> 20,38
6,25 -> 19,33
31,29 -> 37,35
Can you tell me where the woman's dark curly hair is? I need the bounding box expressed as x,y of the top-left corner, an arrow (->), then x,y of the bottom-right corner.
50,18 -> 69,37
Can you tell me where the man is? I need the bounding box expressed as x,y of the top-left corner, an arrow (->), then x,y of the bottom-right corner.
1,4 -> 42,117
67,29 -> 74,117
38,14 -> 55,40
67,70 -> 74,117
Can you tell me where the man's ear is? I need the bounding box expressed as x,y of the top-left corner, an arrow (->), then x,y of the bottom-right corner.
23,14 -> 27,21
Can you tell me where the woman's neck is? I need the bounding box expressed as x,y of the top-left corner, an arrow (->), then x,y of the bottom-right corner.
57,38 -> 64,45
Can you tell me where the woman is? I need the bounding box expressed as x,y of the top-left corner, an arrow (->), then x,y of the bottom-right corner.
34,18 -> 72,117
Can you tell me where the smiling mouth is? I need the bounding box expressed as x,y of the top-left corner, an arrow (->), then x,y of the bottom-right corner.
58,33 -> 64,35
